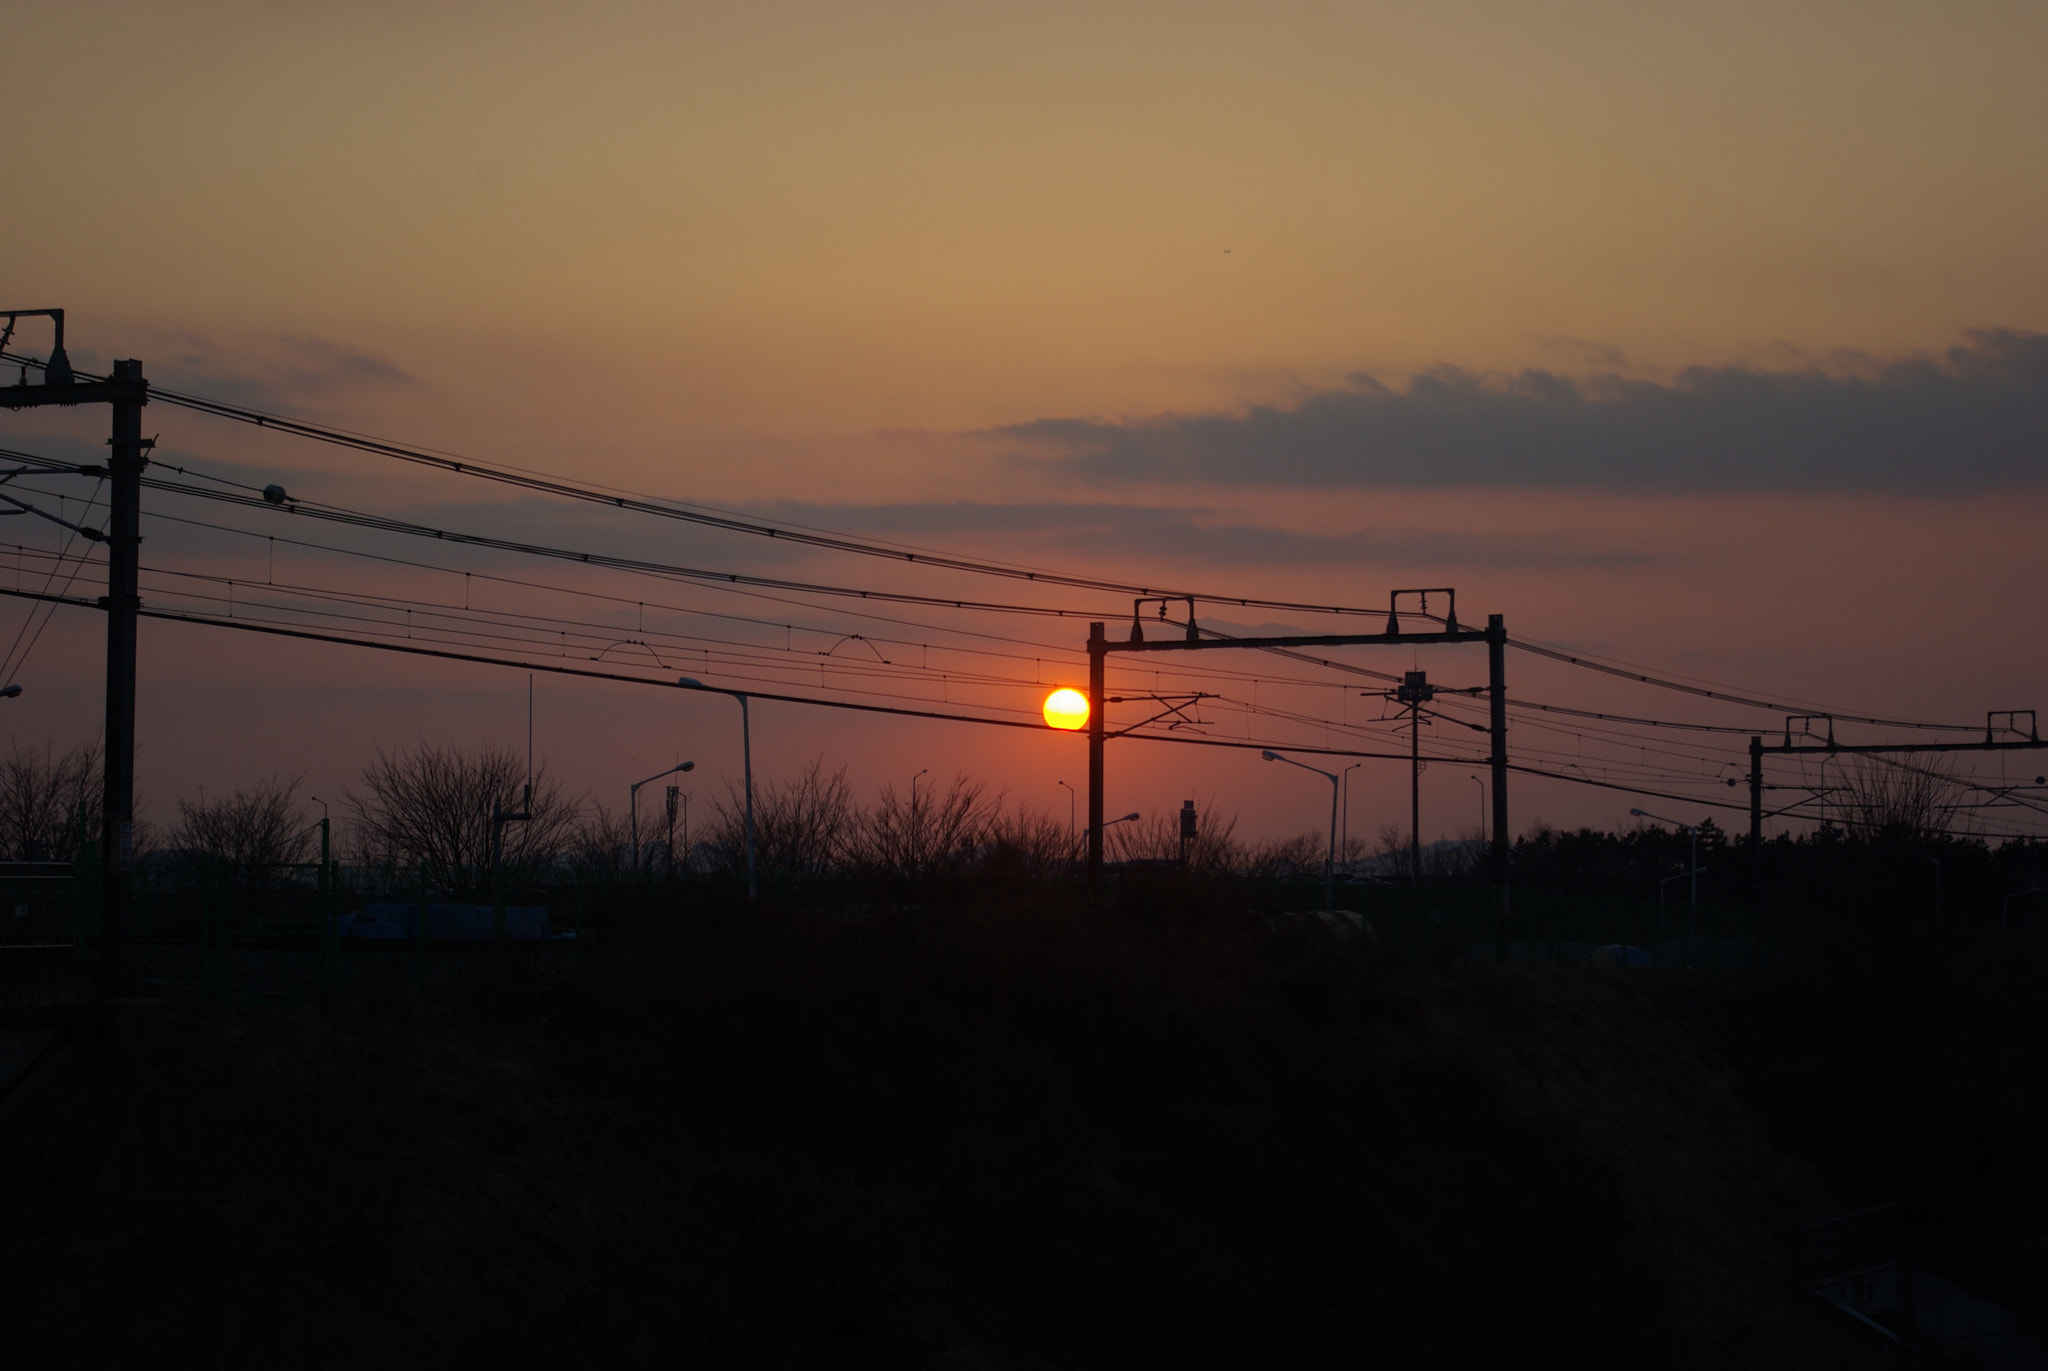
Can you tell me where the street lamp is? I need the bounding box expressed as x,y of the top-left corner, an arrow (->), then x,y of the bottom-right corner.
630,760 -> 696,871
1264,749 -> 1339,915
1340,762 -> 1362,875
1631,808 -> 1707,957
679,677 -> 755,900
1084,810 -> 1141,864
0,684 -> 20,699
1469,773 -> 1485,843
1056,779 -> 1075,837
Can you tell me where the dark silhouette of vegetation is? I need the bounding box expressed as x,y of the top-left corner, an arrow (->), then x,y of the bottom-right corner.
167,774 -> 316,895
0,737 -> 100,862
6,884 -> 1953,1368
343,741 -> 577,895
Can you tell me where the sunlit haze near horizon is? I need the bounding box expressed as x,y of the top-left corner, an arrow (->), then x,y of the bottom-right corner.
6,0 -> 2047,848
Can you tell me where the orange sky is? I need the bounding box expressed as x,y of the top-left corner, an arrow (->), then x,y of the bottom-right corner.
6,2 -> 2047,847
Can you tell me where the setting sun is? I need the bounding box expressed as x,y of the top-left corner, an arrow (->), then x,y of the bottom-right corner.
1042,688 -> 1090,731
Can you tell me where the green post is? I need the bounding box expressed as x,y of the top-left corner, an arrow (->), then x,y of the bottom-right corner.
218,857 -> 230,997
416,862 -> 427,986
208,855 -> 224,998
317,817 -> 332,994
199,856 -> 210,997
572,866 -> 585,971
73,799 -> 101,962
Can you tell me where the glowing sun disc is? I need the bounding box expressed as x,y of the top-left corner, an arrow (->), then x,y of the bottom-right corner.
1042,688 -> 1090,730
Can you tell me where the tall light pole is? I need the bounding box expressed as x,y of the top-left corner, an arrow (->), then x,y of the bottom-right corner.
630,760 -> 695,871
1339,762 -> 1361,875
1631,808 -> 1705,959
1469,773 -> 1486,847
1057,780 -> 1075,838
1630,808 -> 1700,913
1265,750 -> 1339,915
679,677 -> 755,899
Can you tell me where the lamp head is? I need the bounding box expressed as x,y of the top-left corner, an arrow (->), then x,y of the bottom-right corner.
679,761 -> 695,772
1628,808 -> 1648,818
1261,750 -> 1281,762
677,676 -> 702,688
0,684 -> 20,699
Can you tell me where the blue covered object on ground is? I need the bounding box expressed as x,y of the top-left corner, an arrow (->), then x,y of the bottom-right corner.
341,903 -> 549,939
1592,944 -> 1654,968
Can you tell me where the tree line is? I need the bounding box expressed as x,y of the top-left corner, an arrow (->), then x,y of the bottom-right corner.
0,737 -> 2038,915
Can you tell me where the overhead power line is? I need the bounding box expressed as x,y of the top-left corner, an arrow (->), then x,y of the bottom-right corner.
1507,637 -> 1975,731
0,358 -> 1408,619
0,583 -> 1448,765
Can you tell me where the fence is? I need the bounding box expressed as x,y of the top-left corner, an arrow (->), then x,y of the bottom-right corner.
1239,878 -> 1767,969
0,860 -> 82,952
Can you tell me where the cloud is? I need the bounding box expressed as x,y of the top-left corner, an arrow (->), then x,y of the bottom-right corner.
989,330 -> 2048,493
135,332 -> 416,412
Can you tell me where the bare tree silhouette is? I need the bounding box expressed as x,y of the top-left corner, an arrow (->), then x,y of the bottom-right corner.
171,774 -> 315,894
0,738 -> 101,862
344,742 -> 577,893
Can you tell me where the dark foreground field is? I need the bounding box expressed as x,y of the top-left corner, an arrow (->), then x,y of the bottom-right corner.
3,889 -> 2042,1369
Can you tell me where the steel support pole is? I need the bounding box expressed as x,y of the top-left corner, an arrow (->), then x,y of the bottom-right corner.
1087,622 -> 1105,886
1487,617 -> 1509,875
1749,735 -> 1763,910
1325,775 -> 1337,915
1409,700 -> 1422,885
100,359 -> 146,1000
1488,615 -> 1510,957
739,693 -> 755,901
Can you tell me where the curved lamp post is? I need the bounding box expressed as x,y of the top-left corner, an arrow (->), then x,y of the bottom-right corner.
1631,807 -> 1708,962
679,677 -> 755,899
1087,810 -> 1141,864
1340,762 -> 1361,875
630,760 -> 696,871
1265,749 -> 1339,915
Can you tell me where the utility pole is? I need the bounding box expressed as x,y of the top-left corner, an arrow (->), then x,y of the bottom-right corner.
1746,711 -> 2046,911
105,359 -> 145,999
1749,736 -> 1764,911
665,784 -> 680,875
1396,670 -> 1436,884
1,314 -> 148,1004
1077,591 -> 1508,898
1087,621 -> 1105,885
1487,614 -> 1509,890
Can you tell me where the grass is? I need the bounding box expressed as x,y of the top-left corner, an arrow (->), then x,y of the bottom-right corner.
3,885 -> 2031,1368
